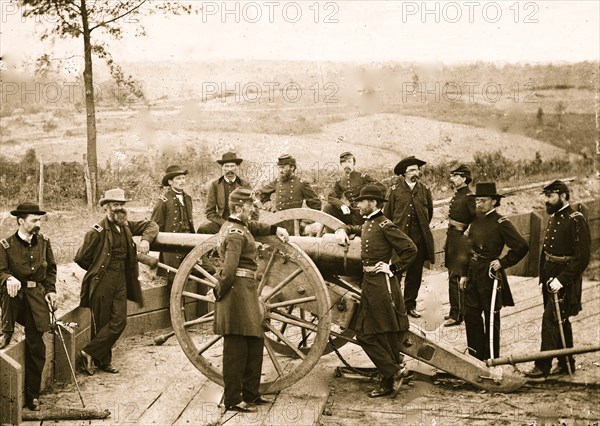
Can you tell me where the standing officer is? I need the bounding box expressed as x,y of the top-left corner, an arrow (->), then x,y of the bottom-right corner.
384,156 -> 435,318
443,164 -> 476,327
323,151 -> 385,225
335,185 -> 417,398
525,180 -> 591,378
151,165 -> 195,284
197,152 -> 252,234
465,183 -> 528,361
0,202 -> 57,411
75,188 -> 158,375
212,188 -> 289,412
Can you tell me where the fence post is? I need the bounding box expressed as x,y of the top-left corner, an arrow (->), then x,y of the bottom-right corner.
38,156 -> 44,209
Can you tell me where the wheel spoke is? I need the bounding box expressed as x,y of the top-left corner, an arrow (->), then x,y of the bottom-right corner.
299,309 -> 309,348
262,268 -> 303,301
258,249 -> 278,294
183,311 -> 214,327
197,335 -> 222,356
293,219 -> 300,236
192,263 -> 218,287
263,338 -> 284,377
265,322 -> 306,359
266,296 -> 317,310
277,305 -> 295,340
182,290 -> 215,304
268,311 -> 319,333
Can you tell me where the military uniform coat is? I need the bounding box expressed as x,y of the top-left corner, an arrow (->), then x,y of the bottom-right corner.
444,185 -> 476,274
327,171 -> 384,210
74,217 -> 159,308
213,218 -> 276,337
257,176 -> 322,211
0,233 -> 57,332
539,205 -> 591,317
383,177 -> 435,263
344,211 -> 417,334
204,176 -> 252,226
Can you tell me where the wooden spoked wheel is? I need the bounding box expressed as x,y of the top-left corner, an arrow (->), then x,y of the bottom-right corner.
170,234 -> 333,393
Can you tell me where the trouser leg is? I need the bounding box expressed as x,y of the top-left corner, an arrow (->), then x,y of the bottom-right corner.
465,305 -> 485,360
448,271 -> 463,321
23,297 -> 46,402
483,308 -> 501,359
223,335 -> 247,407
0,287 -> 19,334
403,240 -> 425,311
356,331 -> 402,380
242,336 -> 264,403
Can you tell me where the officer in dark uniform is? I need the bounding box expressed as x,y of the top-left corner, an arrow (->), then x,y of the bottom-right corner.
0,202 -> 57,411
211,188 -> 289,412
323,151 -> 385,225
383,156 -> 435,318
151,165 -> 195,283
443,164 -> 476,327
335,185 -> 417,398
256,154 -> 321,233
465,183 -> 528,361
525,180 -> 591,378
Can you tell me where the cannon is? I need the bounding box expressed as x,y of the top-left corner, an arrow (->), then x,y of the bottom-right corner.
144,209 -> 527,394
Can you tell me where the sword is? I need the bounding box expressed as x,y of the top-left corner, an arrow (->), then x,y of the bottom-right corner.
488,266 -> 500,360
551,289 -> 574,378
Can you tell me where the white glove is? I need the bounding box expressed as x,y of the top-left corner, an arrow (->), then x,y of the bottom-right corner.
276,227 -> 289,243
335,229 -> 349,246
45,292 -> 58,311
6,276 -> 21,298
340,205 -> 351,215
548,278 -> 563,292
138,240 -> 150,255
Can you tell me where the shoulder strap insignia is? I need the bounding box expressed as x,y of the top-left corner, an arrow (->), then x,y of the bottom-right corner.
229,228 -> 244,235
498,216 -> 509,223
570,211 -> 584,219
0,239 -> 9,249
92,224 -> 104,232
39,233 -> 49,241
159,195 -> 168,202
391,185 -> 396,191
379,219 -> 392,228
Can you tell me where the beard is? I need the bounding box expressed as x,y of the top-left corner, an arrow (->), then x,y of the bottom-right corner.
31,226 -> 40,234
545,200 -> 564,215
343,166 -> 352,175
359,204 -> 375,216
406,174 -> 419,183
280,170 -> 293,182
109,209 -> 128,226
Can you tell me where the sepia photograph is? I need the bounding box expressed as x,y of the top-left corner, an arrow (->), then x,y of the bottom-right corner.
1,1 -> 599,424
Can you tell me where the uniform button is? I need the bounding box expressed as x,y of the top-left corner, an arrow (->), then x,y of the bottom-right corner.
31,267 -> 34,270
31,255 -> 33,259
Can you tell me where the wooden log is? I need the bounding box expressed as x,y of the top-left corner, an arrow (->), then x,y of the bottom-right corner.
22,407 -> 111,421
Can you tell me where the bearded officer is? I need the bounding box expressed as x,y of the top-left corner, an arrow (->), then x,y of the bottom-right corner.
335,185 -> 417,397
525,180 -> 591,378
465,183 -> 528,361
0,202 -> 57,411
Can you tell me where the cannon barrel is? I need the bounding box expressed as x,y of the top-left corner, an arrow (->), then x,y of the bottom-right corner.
150,232 -> 364,276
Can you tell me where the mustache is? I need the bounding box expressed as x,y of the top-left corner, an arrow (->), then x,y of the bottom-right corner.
32,226 -> 40,233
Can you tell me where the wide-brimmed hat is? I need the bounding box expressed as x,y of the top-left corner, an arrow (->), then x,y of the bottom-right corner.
541,179 -> 569,195
469,182 -> 504,198
216,152 -> 243,165
10,202 -> 46,216
162,165 -> 189,186
354,184 -> 387,202
394,156 -> 426,175
277,154 -> 296,166
99,188 -> 130,206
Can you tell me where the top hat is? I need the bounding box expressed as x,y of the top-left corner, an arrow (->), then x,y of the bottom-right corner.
99,188 -> 130,207
469,182 -> 504,198
450,164 -> 472,179
162,165 -> 189,187
541,179 -> 569,195
339,151 -> 354,161
10,202 -> 46,216
229,188 -> 254,204
216,152 -> 243,165
277,154 -> 296,166
354,184 -> 387,202
394,156 -> 426,176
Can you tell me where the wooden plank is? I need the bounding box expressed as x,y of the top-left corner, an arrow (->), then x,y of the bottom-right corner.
122,309 -> 171,339
53,322 -> 76,384
0,351 -> 22,426
173,379 -> 223,425
127,285 -> 170,316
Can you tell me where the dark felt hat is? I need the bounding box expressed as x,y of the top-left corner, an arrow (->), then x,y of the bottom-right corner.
354,184 -> 387,202
541,179 -> 569,195
10,202 -> 46,216
216,152 -> 243,165
394,156 -> 426,175
162,165 -> 189,187
450,164 -> 472,179
469,182 -> 504,198
229,188 -> 254,204
277,154 -> 296,166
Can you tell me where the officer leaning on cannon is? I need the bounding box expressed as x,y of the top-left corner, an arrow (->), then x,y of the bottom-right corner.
0,202 -> 58,411
335,184 -> 417,398
525,180 -> 591,378
465,183 -> 528,361
151,165 -> 195,285
209,188 -> 289,413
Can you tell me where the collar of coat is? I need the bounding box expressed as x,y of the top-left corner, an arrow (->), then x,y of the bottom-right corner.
364,210 -> 384,220
219,175 -> 242,184
227,216 -> 247,226
15,231 -> 39,247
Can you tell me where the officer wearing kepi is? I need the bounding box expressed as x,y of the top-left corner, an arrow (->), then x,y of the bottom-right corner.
443,164 -> 476,327
0,202 -> 58,411
335,185 -> 417,398
525,180 -> 591,378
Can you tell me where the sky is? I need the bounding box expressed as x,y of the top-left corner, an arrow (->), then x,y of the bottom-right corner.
1,0 -> 599,70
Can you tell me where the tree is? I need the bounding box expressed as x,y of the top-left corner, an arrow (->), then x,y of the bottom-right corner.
21,0 -> 194,206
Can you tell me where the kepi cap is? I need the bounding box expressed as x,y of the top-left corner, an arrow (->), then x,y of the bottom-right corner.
541,179 -> 569,195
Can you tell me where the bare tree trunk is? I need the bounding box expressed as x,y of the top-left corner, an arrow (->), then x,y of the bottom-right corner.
83,154 -> 93,210
38,156 -> 44,208
81,0 -> 98,205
